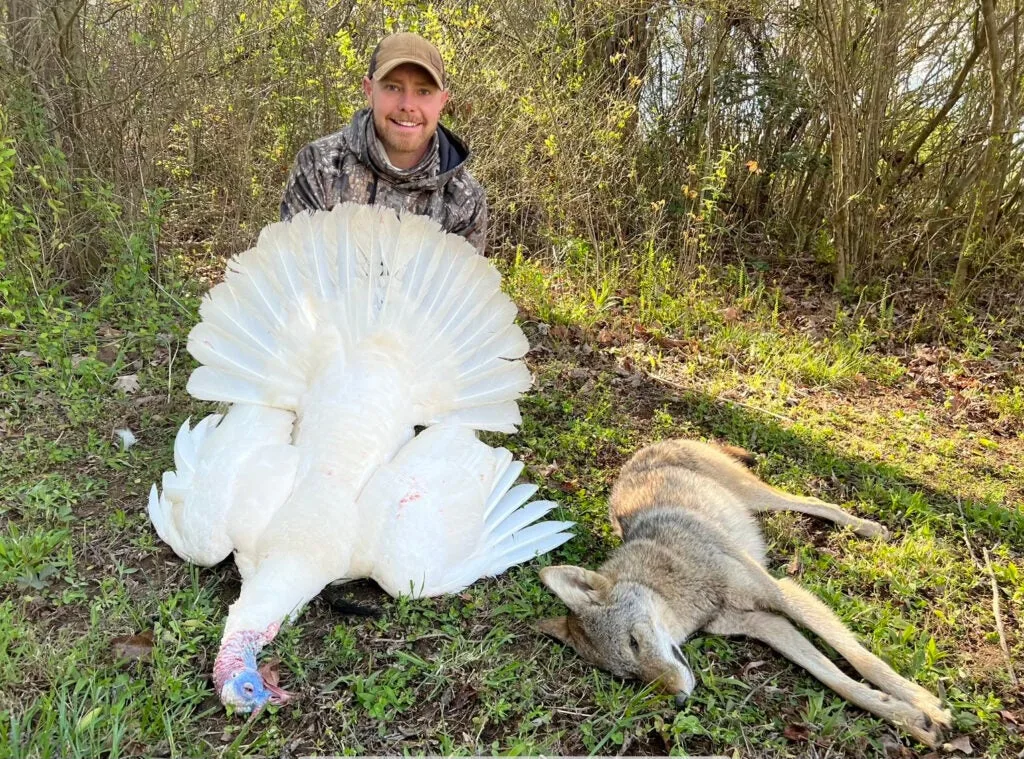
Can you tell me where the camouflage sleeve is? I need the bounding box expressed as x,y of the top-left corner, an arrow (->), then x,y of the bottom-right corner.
280,143 -> 329,221
451,192 -> 488,255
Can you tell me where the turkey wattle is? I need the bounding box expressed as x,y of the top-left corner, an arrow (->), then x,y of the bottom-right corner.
148,203 -> 573,713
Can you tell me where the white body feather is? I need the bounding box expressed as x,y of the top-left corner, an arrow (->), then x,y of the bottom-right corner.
149,204 -> 572,641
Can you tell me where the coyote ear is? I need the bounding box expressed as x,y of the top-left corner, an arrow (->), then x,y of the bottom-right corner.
539,565 -> 611,610
535,616 -> 573,645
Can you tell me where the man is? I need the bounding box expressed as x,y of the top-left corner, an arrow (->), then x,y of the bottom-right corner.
280,32 -> 488,254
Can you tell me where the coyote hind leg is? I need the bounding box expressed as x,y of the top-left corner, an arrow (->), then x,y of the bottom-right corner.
731,473 -> 887,539
706,609 -> 946,747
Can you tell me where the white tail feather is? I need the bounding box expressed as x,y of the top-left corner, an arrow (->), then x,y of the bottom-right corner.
485,500 -> 558,545
429,520 -> 575,596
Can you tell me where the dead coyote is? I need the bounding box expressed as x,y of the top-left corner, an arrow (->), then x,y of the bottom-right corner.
538,439 -> 951,747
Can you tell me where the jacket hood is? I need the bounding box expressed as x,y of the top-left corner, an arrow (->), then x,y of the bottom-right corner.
346,108 -> 472,192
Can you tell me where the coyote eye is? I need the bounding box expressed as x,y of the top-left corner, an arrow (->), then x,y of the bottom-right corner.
629,634 -> 640,654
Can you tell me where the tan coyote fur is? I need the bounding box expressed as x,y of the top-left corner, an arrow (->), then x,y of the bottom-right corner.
538,439 -> 951,747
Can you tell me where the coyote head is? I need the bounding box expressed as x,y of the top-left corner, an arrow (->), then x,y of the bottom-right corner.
538,565 -> 696,705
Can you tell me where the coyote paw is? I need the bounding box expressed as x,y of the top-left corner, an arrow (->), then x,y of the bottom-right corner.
915,696 -> 952,730
904,707 -> 948,748
853,518 -> 889,540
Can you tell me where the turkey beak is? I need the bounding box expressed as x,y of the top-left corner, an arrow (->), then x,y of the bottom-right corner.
266,682 -> 294,706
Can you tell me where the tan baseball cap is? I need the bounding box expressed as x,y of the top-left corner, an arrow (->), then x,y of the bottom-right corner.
368,32 -> 446,90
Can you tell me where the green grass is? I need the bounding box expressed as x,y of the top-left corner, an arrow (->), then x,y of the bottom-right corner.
1,251 -> 1021,757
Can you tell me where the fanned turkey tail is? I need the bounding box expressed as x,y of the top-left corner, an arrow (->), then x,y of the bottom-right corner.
185,203 -> 531,432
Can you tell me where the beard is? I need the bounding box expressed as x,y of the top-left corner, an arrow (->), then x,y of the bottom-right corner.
372,110 -> 435,165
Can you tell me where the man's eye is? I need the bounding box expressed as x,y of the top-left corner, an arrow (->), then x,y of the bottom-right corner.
629,635 -> 639,654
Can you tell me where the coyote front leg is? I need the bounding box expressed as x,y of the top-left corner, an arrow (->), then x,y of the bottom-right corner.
707,609 -> 945,747
767,577 -> 949,722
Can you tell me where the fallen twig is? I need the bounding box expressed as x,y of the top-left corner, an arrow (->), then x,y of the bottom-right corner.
982,546 -> 1018,686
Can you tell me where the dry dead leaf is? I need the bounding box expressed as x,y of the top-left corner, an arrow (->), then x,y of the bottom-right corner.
535,462 -> 560,478
741,659 -> 767,676
597,328 -> 627,347
999,710 -> 1019,725
257,658 -> 281,687
111,630 -> 154,661
97,345 -> 119,365
782,724 -> 811,742
785,553 -> 803,576
150,346 -> 170,366
723,306 -> 741,324
549,325 -> 571,341
942,735 -> 973,755
658,337 -> 691,351
557,479 -> 579,494
880,734 -> 914,758
114,374 -> 140,394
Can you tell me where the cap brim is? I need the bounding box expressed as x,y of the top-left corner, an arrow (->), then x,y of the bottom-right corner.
373,58 -> 445,90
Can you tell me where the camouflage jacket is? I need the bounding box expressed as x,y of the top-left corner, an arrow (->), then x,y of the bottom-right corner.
280,108 -> 488,254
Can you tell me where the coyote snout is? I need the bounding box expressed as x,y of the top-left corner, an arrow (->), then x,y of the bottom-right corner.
538,439 -> 951,748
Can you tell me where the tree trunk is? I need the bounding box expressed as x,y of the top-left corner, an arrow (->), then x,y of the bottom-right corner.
5,0 -> 86,158
952,0 -> 1010,298
813,0 -> 904,288
575,0 -> 659,132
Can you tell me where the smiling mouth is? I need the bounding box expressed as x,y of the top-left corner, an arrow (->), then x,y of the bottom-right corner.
389,118 -> 421,129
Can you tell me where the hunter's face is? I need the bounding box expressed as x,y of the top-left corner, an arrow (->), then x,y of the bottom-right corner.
363,63 -> 449,170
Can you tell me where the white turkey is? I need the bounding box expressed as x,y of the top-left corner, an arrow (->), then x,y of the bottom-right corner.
148,203 -> 573,713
